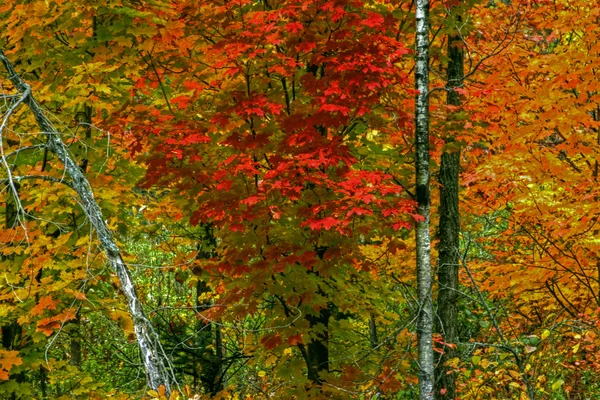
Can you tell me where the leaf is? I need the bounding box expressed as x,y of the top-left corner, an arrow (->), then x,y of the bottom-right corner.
30,295 -> 57,316
541,330 -> 550,340
261,333 -> 283,350
109,309 -> 135,334
285,22 -> 303,33
287,334 -> 303,345
0,350 -> 23,380
171,95 -> 192,110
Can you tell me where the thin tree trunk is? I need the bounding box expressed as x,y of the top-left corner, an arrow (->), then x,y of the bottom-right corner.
369,314 -> 378,349
196,278 -> 224,396
306,307 -> 330,383
69,106 -> 92,370
194,224 -> 224,396
39,365 -> 47,399
214,324 -> 226,390
69,314 -> 82,368
415,0 -> 434,398
436,5 -> 464,399
0,51 -> 176,394
3,179 -> 23,400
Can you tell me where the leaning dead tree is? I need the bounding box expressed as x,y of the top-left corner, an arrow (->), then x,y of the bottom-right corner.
0,51 -> 176,394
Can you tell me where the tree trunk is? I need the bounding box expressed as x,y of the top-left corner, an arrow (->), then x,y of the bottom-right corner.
69,108 -> 92,370
436,6 -> 464,399
306,306 -> 330,383
69,314 -> 82,368
0,51 -> 176,394
196,279 -> 224,396
414,0 -> 434,398
2,179 -> 23,400
39,365 -> 47,399
369,314 -> 378,349
194,224 -> 224,396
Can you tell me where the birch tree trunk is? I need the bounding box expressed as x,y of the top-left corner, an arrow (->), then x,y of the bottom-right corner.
436,5 -> 464,398
414,1 -> 435,399
0,51 -> 176,394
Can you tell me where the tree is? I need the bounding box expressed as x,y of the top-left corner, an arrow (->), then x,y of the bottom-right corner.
0,52 -> 176,394
133,1 -> 420,396
435,0 -> 464,397
414,0 -> 434,398
5,0 -> 600,399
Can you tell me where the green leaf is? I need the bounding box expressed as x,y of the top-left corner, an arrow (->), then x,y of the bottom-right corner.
551,379 -> 564,391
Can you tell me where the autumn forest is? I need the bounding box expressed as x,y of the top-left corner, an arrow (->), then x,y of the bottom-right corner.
0,0 -> 598,399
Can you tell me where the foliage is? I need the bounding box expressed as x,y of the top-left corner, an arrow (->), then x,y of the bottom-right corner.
1,0 -> 600,399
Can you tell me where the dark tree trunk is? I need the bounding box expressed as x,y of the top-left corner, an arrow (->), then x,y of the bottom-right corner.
69,110 -> 91,370
369,314 -> 378,348
2,180 -> 23,400
195,225 -> 224,396
196,279 -> 224,396
69,314 -> 82,368
436,5 -> 465,399
306,307 -> 330,383
39,365 -> 47,399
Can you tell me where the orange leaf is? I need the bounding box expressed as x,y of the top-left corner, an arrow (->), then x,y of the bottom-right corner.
287,334 -> 303,346
31,295 -> 57,316
0,350 -> 23,380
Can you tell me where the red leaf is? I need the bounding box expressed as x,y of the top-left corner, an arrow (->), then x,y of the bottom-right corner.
287,334 -> 303,345
285,21 -> 303,33
361,12 -> 385,29
261,333 -> 283,350
171,95 -> 192,110
216,180 -> 233,191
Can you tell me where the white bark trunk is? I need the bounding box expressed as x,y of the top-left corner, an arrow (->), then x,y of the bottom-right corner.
414,0 -> 435,398
0,51 -> 176,394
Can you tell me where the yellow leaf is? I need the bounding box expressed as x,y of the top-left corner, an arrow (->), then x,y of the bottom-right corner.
480,358 -> 491,369
541,330 -> 550,341
75,236 -> 89,247
109,309 -> 134,334
258,371 -> 266,377
509,370 -> 521,380
264,355 -> 277,367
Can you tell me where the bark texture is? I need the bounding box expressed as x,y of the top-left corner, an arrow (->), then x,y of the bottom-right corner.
436,10 -> 464,399
0,51 -> 176,394
415,1 -> 435,398
306,307 -> 330,383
